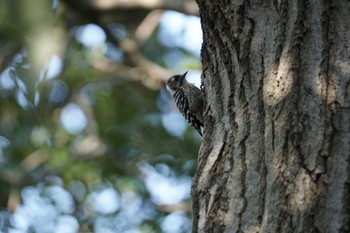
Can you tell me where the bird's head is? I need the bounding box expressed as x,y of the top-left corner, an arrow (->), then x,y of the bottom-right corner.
166,71 -> 188,92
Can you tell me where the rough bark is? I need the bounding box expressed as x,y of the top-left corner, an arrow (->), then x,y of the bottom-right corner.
192,0 -> 350,232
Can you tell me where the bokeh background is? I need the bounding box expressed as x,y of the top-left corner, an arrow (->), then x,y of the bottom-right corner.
0,0 -> 202,232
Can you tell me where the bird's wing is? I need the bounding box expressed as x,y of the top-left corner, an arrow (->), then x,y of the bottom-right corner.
174,89 -> 203,136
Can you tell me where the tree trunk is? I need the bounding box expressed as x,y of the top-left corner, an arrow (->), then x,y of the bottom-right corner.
192,0 -> 350,232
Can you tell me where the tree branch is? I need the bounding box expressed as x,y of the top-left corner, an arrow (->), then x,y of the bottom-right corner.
97,24 -> 174,89
62,0 -> 199,16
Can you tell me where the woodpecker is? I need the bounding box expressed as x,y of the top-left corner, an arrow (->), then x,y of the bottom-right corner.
167,71 -> 204,136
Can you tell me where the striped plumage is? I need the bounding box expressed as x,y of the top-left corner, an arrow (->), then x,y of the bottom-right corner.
167,72 -> 204,136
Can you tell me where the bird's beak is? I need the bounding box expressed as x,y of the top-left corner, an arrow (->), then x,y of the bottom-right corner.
179,71 -> 188,85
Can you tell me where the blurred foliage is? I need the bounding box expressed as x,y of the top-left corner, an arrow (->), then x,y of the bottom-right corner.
0,0 -> 201,232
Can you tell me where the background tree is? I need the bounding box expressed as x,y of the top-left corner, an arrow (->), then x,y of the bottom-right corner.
0,0 -> 202,232
192,0 -> 350,232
